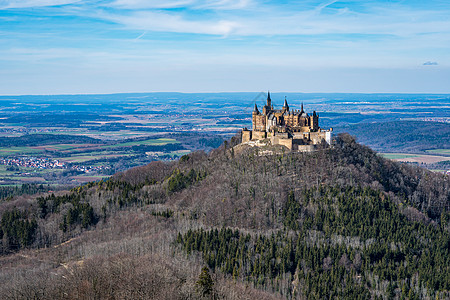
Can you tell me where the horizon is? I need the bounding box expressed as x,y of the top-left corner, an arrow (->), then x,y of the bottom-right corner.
1,0 -> 450,94
2,91 -> 450,97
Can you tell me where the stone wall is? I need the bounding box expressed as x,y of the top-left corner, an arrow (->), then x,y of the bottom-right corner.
252,131 -> 267,140
242,130 -> 252,143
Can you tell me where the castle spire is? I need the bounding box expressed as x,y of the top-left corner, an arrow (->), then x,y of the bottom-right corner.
283,96 -> 289,111
253,103 -> 259,114
266,91 -> 271,107
301,102 -> 304,112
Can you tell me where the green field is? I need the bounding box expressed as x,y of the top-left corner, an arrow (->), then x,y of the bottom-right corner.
0,138 -> 178,157
103,138 -> 179,148
0,147 -> 43,156
58,154 -> 128,163
34,144 -> 97,151
379,153 -> 419,160
426,149 -> 450,155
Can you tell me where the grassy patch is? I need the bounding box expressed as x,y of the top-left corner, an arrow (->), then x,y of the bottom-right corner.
103,138 -> 179,148
58,154 -> 130,163
426,149 -> 450,155
380,153 -> 419,160
32,144 -> 100,151
0,146 -> 43,156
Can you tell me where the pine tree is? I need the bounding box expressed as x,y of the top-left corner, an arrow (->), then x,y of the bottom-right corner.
196,266 -> 214,297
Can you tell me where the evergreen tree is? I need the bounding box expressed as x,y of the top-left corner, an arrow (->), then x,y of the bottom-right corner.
196,266 -> 214,298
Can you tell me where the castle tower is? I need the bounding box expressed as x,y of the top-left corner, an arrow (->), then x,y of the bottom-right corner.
253,103 -> 260,114
311,111 -> 319,131
263,91 -> 272,115
252,103 -> 260,131
282,96 -> 289,113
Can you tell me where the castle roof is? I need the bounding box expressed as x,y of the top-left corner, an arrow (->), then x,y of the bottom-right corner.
283,97 -> 289,110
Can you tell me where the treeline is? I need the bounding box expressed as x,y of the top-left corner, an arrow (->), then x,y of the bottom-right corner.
167,168 -> 207,193
332,134 -> 449,218
0,134 -> 101,147
37,192 -> 97,233
179,186 -> 450,299
0,209 -> 37,251
0,183 -> 52,201
129,143 -> 185,153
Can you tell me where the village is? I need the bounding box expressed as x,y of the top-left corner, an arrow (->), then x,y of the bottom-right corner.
0,156 -> 110,173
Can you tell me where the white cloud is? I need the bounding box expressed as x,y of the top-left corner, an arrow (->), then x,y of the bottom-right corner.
92,1 -> 450,39
109,0 -> 251,10
109,0 -> 196,9
0,0 -> 80,9
103,11 -> 240,35
196,0 -> 252,10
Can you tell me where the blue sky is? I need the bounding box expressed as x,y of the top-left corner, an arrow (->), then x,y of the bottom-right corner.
0,0 -> 449,94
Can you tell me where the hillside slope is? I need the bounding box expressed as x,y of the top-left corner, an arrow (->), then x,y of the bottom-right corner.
335,121 -> 450,153
0,134 -> 449,299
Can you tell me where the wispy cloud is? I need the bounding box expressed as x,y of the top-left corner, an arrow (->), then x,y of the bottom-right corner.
109,0 -> 197,10
93,0 -> 450,39
109,0 -> 251,10
102,11 -> 240,36
134,31 -> 146,40
0,0 -> 80,9
423,61 -> 438,66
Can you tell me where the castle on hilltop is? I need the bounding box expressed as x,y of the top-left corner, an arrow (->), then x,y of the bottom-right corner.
242,92 -> 332,151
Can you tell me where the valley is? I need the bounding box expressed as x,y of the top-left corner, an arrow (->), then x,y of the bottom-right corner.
0,93 -> 448,188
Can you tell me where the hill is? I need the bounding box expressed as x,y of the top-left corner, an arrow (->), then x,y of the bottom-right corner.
0,134 -> 102,147
335,121 -> 450,153
0,134 -> 449,299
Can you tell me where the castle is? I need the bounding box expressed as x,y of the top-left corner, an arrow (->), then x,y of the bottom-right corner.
242,92 -> 332,151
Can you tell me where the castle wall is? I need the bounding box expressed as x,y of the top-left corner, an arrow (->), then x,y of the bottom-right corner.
272,137 -> 293,150
242,130 -> 252,143
309,131 -> 328,144
278,138 -> 293,150
297,145 -> 316,152
325,131 -> 332,144
252,131 -> 267,140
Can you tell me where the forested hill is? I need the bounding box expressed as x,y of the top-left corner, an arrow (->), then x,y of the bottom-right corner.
0,134 -> 102,147
335,121 -> 450,153
0,134 -> 449,299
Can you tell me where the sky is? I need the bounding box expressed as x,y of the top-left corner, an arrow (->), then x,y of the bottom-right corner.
0,0 -> 450,94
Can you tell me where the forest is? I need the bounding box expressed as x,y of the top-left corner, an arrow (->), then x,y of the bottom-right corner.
336,121 -> 450,153
0,134 -> 102,147
0,133 -> 448,299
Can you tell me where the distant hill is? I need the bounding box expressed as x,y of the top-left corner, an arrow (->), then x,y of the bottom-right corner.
0,134 -> 449,299
0,134 -> 102,147
335,121 -> 450,153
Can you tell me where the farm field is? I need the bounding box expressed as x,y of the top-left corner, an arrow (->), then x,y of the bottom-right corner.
0,147 -> 43,156
0,134 -> 198,186
426,149 -> 450,155
380,153 -> 419,160
381,152 -> 450,165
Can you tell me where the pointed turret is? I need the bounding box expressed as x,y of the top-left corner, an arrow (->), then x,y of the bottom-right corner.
266,91 -> 272,107
282,96 -> 289,112
263,91 -> 272,115
301,102 -> 304,113
253,103 -> 260,114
